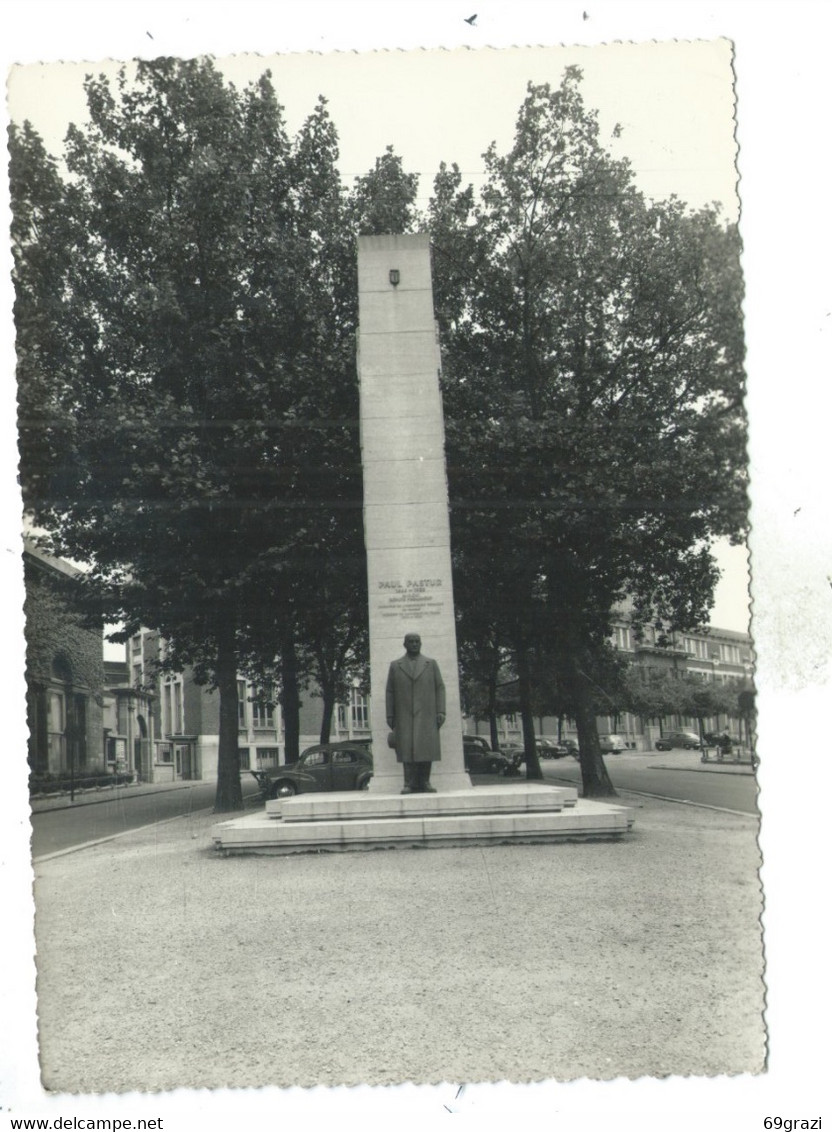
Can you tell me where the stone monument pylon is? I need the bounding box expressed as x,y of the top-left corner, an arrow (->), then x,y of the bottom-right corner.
357,233 -> 471,793
210,234 -> 635,852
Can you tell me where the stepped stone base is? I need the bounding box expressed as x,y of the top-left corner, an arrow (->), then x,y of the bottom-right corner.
211,784 -> 634,855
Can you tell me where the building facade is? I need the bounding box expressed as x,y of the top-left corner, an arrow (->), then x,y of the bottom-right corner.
24,542 -> 106,782
595,619 -> 754,750
468,618 -> 753,753
126,629 -> 372,782
101,657 -> 157,783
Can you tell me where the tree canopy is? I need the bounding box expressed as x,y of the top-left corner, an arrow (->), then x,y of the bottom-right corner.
11,58 -> 376,809
429,71 -> 746,794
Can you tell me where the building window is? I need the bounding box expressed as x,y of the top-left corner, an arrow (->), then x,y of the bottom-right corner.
162,678 -> 184,736
47,689 -> 66,770
256,747 -> 279,767
69,694 -> 87,769
237,679 -> 248,729
720,643 -> 741,665
613,626 -> 632,651
239,747 -> 250,770
252,699 -> 274,729
350,688 -> 369,731
684,637 -> 709,660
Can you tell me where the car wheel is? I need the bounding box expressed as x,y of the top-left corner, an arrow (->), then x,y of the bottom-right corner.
271,780 -> 297,799
357,775 -> 371,791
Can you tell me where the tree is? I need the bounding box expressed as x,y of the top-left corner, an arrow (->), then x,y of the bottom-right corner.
350,145 -> 419,235
11,60 -> 366,810
674,673 -> 744,740
623,661 -> 751,743
623,667 -> 683,731
431,71 -> 746,796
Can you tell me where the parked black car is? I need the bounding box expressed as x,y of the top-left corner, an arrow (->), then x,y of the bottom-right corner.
654,729 -> 701,751
251,741 -> 373,799
462,735 -> 520,776
536,738 -> 570,759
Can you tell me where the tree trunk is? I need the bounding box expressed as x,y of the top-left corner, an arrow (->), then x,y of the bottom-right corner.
319,678 -> 335,744
567,654 -> 617,798
516,645 -> 543,780
487,673 -> 500,751
281,634 -> 301,764
214,622 -> 243,813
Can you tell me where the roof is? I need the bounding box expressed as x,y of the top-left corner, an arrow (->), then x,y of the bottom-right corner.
23,536 -> 84,580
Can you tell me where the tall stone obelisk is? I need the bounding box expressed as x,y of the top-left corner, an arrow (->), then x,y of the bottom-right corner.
357,233 -> 471,793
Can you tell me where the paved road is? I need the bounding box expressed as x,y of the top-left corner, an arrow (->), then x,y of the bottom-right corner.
540,751 -> 759,815
31,779 -> 261,859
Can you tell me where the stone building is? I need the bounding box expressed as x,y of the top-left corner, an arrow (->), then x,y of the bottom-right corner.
596,619 -> 754,750
469,617 -> 753,753
23,541 -> 106,782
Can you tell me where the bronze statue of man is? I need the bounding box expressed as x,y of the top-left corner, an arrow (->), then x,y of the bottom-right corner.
385,632 -> 446,794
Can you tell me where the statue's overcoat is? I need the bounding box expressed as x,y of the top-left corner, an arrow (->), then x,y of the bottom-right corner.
385,654 -> 445,763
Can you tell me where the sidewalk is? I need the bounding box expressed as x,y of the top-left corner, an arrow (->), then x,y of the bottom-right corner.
644,748 -> 757,776
29,777 -> 207,814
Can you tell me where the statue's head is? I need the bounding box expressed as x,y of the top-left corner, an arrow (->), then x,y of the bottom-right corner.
403,632 -> 422,656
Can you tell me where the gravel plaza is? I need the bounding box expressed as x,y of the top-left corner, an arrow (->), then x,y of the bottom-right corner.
31,786 -> 764,1094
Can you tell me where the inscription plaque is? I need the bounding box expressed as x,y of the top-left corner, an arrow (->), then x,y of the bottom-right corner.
377,578 -> 445,621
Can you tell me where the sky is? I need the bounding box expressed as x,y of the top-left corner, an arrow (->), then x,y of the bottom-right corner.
8,39 -> 740,220
2,2 -> 832,1127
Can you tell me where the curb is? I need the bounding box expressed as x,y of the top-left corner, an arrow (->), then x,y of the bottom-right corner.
32,805 -> 217,863
614,786 -> 758,818
648,762 -> 756,778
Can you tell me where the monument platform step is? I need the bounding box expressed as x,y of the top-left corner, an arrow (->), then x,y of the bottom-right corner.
265,783 -> 578,823
212,797 -> 633,855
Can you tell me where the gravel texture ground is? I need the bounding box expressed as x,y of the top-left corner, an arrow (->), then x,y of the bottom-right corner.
32,794 -> 765,1094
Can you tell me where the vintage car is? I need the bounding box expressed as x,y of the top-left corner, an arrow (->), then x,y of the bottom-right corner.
598,733 -> 628,754
654,729 -> 702,751
462,735 -> 521,776
536,738 -> 570,759
251,741 -> 373,799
